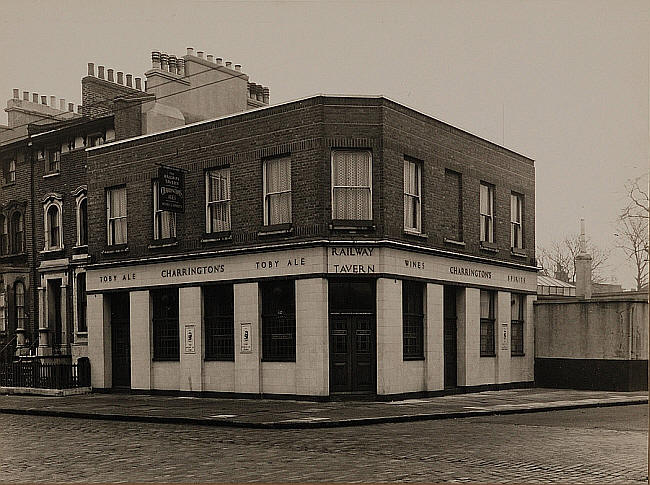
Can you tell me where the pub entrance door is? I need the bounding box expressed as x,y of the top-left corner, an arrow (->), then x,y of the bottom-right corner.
110,292 -> 131,389
443,286 -> 458,389
329,279 -> 376,394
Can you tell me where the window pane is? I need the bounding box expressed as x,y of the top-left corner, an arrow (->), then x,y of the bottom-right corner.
266,157 -> 291,193
480,291 -> 493,319
152,289 -> 179,360
333,151 -> 370,186
261,280 -> 296,361
204,284 -> 234,360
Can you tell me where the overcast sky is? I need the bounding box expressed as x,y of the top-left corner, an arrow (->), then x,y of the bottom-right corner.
1,0 -> 648,288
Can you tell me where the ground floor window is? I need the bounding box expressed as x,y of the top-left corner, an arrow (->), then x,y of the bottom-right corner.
204,284 -> 234,361
152,288 -> 179,361
76,273 -> 87,333
402,280 -> 424,360
480,290 -> 495,357
511,293 -> 525,356
260,280 -> 295,362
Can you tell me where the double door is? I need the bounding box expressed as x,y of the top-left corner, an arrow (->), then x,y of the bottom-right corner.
329,280 -> 376,394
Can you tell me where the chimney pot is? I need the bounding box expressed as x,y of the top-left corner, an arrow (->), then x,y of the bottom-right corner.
216,57 -> 223,65
126,74 -> 133,87
41,95 -> 47,105
117,72 -> 124,84
32,93 -> 39,103
197,51 -> 204,59
12,89 -> 19,99
50,95 -> 56,107
263,87 -> 270,104
60,99 -> 65,110
207,54 -> 214,62
68,102 -> 74,112
87,62 -> 95,76
23,91 -> 29,101
248,83 -> 256,98
135,77 -> 142,90
186,47 -> 194,56
98,65 -> 105,79
152,51 -> 161,69
160,53 -> 169,71
107,69 -> 114,82
77,105 -> 82,114
235,64 -> 241,71
168,55 -> 177,74
177,58 -> 185,76
225,61 -> 232,69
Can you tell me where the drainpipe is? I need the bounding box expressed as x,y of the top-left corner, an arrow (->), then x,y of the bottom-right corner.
29,139 -> 37,352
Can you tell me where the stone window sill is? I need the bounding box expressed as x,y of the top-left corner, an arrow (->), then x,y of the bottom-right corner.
43,172 -> 61,179
510,248 -> 527,258
258,224 -> 293,236
148,239 -> 179,249
404,230 -> 427,239
201,231 -> 232,243
102,245 -> 129,255
444,238 -> 466,247
2,181 -> 15,188
330,220 -> 375,231
479,242 -> 499,254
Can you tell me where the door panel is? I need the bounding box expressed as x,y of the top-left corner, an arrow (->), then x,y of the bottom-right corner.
110,293 -> 131,389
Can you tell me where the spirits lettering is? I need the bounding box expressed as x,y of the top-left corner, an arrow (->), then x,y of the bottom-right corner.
507,275 -> 526,283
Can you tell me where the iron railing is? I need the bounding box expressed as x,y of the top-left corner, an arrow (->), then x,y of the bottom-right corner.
0,359 -> 90,389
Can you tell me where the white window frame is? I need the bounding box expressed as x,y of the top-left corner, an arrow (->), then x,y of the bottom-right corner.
480,182 -> 494,243
153,180 -> 177,240
0,289 -> 6,333
106,186 -> 127,246
205,168 -> 231,233
403,158 -> 422,233
43,197 -> 63,250
510,192 -> 523,249
263,157 -> 292,226
331,149 -> 373,221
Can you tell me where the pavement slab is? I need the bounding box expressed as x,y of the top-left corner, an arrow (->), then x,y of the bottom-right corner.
0,387 -> 646,428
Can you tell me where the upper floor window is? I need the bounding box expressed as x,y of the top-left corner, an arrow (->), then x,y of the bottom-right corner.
0,215 -> 7,255
14,281 -> 25,330
511,293 -> 525,356
153,180 -> 176,240
510,192 -> 523,249
0,288 -> 6,332
78,197 -> 88,246
43,201 -> 63,250
10,212 -> 24,254
263,156 -> 291,225
106,186 -> 127,246
205,168 -> 231,233
3,159 -> 15,184
87,133 -> 104,148
404,158 -> 422,233
47,147 -> 61,174
480,290 -> 496,357
480,182 -> 494,243
332,150 -> 372,220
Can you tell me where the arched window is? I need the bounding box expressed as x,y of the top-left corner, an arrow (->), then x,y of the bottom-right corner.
0,214 -> 7,255
46,205 -> 61,249
14,281 -> 25,330
10,212 -> 24,254
78,197 -> 88,246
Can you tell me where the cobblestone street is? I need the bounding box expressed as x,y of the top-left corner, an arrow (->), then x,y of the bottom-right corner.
0,404 -> 646,483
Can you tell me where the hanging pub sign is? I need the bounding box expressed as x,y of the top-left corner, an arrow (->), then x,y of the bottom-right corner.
158,166 -> 185,213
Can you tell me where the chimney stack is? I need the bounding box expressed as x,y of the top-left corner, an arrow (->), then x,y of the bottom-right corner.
575,218 -> 593,299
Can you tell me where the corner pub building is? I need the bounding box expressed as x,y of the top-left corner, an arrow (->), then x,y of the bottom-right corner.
86,95 -> 537,399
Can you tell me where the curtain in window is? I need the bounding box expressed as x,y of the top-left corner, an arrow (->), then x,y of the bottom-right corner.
404,160 -> 420,230
110,188 -> 127,244
11,212 -> 23,253
208,170 -> 231,232
332,151 -> 371,220
480,290 -> 493,319
153,182 -> 176,239
265,158 -> 291,225
48,206 -> 60,248
79,199 -> 88,245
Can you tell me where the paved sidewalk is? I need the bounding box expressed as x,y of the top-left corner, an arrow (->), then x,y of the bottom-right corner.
0,388 -> 646,429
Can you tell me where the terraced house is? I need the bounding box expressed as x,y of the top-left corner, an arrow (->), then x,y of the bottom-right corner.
84,92 -> 537,399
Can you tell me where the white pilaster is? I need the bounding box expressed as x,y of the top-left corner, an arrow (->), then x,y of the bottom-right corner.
425,283 -> 444,391
234,282 -> 260,394
130,290 -> 151,390
457,287 -> 480,386
179,286 -> 203,392
87,293 -> 111,388
496,291 -> 511,384
295,278 -> 328,396
376,278 -> 402,395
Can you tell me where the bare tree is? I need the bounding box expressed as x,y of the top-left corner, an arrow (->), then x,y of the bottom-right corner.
617,174 -> 649,290
537,234 -> 610,283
